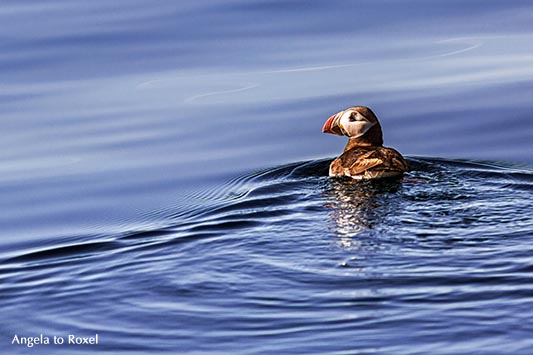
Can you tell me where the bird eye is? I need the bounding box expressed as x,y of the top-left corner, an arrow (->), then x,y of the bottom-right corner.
348,113 -> 356,122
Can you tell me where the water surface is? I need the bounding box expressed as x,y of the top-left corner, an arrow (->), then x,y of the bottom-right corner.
1,1 -> 533,354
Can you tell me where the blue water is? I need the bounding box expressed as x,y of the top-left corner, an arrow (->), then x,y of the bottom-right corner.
1,1 -> 533,354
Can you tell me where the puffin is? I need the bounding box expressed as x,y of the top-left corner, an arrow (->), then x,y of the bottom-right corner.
322,106 -> 408,179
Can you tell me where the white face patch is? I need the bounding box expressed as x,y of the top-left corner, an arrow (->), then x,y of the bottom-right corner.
338,110 -> 376,138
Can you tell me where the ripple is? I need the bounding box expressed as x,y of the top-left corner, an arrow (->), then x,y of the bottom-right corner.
2,156 -> 532,355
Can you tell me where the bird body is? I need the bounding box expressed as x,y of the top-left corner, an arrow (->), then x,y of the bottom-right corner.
322,106 -> 408,179
329,145 -> 408,179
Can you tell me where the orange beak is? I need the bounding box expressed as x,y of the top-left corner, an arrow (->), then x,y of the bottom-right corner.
322,113 -> 344,136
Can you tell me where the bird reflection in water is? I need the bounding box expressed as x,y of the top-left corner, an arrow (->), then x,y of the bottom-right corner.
323,177 -> 403,248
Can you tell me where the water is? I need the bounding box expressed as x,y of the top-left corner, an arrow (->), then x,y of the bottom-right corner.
1,1 -> 533,354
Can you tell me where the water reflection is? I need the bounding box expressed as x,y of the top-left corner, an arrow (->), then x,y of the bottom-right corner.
323,177 -> 403,248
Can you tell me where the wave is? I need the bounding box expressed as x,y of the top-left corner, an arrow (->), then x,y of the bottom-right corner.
3,157 -> 532,268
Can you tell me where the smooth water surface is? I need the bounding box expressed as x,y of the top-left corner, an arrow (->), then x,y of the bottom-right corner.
1,1 -> 533,354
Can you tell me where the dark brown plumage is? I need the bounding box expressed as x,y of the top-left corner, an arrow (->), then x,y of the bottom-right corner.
322,106 -> 408,179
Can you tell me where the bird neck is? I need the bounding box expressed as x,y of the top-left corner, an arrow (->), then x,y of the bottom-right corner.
344,137 -> 380,151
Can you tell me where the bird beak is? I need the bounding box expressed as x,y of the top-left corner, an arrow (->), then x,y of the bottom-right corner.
322,113 -> 344,136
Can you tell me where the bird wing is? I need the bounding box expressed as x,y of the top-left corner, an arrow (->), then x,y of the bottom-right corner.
380,147 -> 409,172
348,151 -> 384,175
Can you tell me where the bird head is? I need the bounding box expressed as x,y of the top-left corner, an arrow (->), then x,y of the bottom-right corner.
322,106 -> 383,146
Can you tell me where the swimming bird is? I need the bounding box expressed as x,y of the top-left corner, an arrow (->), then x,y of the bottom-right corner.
322,106 -> 408,179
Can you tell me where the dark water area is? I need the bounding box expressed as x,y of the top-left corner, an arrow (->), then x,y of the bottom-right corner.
1,1 -> 533,354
